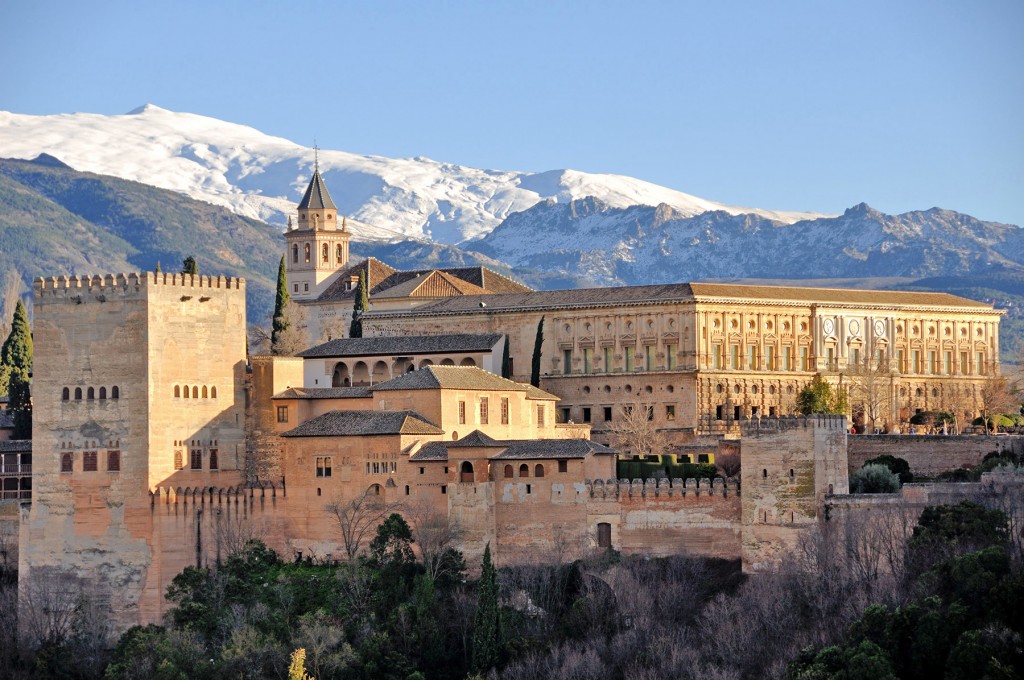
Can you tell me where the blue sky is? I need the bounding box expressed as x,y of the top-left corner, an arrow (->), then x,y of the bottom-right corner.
1,0 -> 1021,225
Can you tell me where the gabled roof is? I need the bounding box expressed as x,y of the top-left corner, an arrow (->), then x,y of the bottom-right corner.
373,270 -> 488,299
0,439 -> 30,452
316,258 -> 399,302
298,334 -> 504,359
370,365 -> 530,392
272,386 -> 372,400
409,436 -> 615,461
313,259 -> 529,303
281,410 -> 442,437
297,169 -> 337,210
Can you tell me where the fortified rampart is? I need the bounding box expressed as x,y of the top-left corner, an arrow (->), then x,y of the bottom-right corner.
847,434 -> 1024,477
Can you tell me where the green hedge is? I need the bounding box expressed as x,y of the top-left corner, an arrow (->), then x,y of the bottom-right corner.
616,460 -> 717,481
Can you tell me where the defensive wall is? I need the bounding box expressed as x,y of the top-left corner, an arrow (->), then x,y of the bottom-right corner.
846,434 -> 1024,478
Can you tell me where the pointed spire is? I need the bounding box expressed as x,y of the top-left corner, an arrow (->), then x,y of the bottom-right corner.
341,217 -> 347,232
297,167 -> 337,210
287,215 -> 293,230
314,140 -> 319,172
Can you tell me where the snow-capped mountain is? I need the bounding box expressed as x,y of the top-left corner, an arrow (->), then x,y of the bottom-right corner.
0,105 -> 827,244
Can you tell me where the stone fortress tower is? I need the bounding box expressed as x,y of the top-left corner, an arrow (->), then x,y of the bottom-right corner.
284,161 -> 351,301
20,272 -> 247,630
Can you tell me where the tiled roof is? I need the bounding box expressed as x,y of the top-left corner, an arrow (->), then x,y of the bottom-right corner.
298,333 -> 504,358
316,258 -> 399,302
524,385 -> 559,401
373,270 -> 489,299
272,387 -> 372,400
0,409 -> 13,429
297,170 -> 337,210
366,281 -> 996,317
409,436 -> 615,461
0,439 -> 31,452
371,366 -> 530,392
314,259 -> 529,303
281,410 -> 442,437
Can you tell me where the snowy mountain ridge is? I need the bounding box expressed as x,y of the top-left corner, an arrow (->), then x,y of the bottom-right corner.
0,104 -> 828,244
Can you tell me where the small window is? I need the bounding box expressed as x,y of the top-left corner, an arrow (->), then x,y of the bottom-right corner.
405,485 -> 410,495
277,406 -> 288,423
184,385 -> 190,399
558,460 -> 568,473
62,387 -> 69,401
441,485 -> 447,494
202,386 -> 208,398
317,488 -> 322,497
504,464 -> 513,478
99,386 -> 107,399
419,467 -> 425,475
537,404 -> 545,426
666,405 -> 675,421
336,244 -> 344,263
603,406 -> 612,421
211,386 -> 217,398
519,463 -> 529,478
174,450 -> 183,470
83,451 -> 98,472
480,397 -> 489,424
192,386 -> 198,399
526,484 -> 532,494
322,243 -> 329,263
107,450 -> 121,472
111,386 -> 119,399
209,449 -> 218,470
75,387 -> 82,400
762,469 -> 768,479
304,283 -> 309,292
174,385 -> 181,398
294,284 -> 299,293
582,407 -> 592,423
61,453 -> 73,473
458,401 -> 466,424
292,244 -> 299,263
304,243 -> 311,263
597,522 -> 612,548
535,464 -> 544,478
316,456 -> 332,478
191,450 -> 202,470
501,397 -> 509,424
87,387 -> 95,400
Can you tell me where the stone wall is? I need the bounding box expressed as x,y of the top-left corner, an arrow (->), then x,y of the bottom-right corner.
847,434 -> 1024,478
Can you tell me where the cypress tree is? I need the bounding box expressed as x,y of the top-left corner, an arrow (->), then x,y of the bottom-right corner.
530,316 -> 544,387
1,300 -> 32,373
8,369 -> 30,439
501,334 -> 511,379
349,269 -> 368,338
181,256 -> 198,276
271,256 -> 290,354
2,300 -> 33,439
471,543 -> 500,673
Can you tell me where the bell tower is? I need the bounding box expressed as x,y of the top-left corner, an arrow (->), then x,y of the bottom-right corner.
285,154 -> 351,300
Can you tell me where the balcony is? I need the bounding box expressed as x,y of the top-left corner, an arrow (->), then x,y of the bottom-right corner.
0,464 -> 31,477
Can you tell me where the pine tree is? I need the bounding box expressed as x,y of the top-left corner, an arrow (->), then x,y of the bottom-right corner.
1,299 -> 32,373
471,543 -> 500,673
501,334 -> 511,379
349,269 -> 368,338
530,316 -> 544,387
271,256 -> 290,354
181,256 -> 198,276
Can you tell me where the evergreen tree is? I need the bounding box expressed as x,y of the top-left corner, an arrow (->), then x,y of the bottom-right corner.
797,374 -> 848,415
471,543 -> 501,673
501,335 -> 511,379
1,301 -> 32,437
1,299 -> 32,373
181,256 -> 198,276
349,269 -> 368,338
530,316 -> 544,388
271,256 -> 290,354
7,369 -> 30,439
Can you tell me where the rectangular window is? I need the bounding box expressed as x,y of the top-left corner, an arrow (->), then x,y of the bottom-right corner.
563,349 -> 573,374
800,346 -> 810,371
944,351 -> 952,374
107,450 -> 121,472
976,352 -> 985,375
537,404 -> 545,425
666,344 -> 676,370
713,344 -> 723,370
603,406 -> 613,421
82,451 -> 98,472
826,347 -> 835,370
373,462 -> 379,474
480,397 -> 489,424
559,407 -> 570,423
293,284 -> 299,293
582,407 -> 592,423
501,397 -> 509,424
441,485 -> 447,494
558,460 -> 568,473
645,346 -> 653,371
61,453 -> 73,473
730,345 -> 740,370
583,347 -> 593,373
277,406 -> 288,423
666,405 -> 676,421
209,449 -> 218,470
316,457 -> 330,477
928,351 -> 937,374
783,346 -> 792,371
748,345 -> 757,370
647,405 -> 654,421
851,348 -> 860,369
458,401 -> 466,424
604,347 -> 613,372
766,346 -> 776,371
303,282 -> 309,292
419,467 -> 424,475
961,351 -> 970,374
878,349 -> 887,370
898,349 -> 907,373
190,450 -> 201,470
912,350 -> 921,374
625,349 -> 634,372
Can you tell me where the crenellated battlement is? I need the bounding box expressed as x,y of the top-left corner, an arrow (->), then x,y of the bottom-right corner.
585,476 -> 740,500
34,271 -> 245,299
150,479 -> 284,506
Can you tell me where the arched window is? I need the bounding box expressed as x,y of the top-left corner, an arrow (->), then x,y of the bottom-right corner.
211,386 -> 217,398
61,453 -> 73,473
322,243 -> 329,263
62,387 -> 69,401
111,386 -> 119,399
292,244 -> 299,263
192,386 -> 199,399
368,484 -> 382,496
519,464 -> 529,478
535,464 -> 545,478
504,464 -> 513,478
304,243 -> 311,263
174,385 -> 180,398
336,244 -> 344,263
202,386 -> 208,398
74,387 -> 82,400
183,385 -> 190,399
87,387 -> 95,400
99,387 -> 107,399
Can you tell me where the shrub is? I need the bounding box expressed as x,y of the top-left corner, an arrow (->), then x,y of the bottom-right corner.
864,455 -> 913,484
850,464 -> 900,493
910,410 -> 954,427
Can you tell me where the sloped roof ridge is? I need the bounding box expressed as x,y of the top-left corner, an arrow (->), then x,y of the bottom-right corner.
297,169 -> 338,210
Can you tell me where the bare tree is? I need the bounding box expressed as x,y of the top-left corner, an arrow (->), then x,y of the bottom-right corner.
715,452 -> 741,479
214,512 -> 268,561
608,398 -> 668,458
847,355 -> 894,433
979,375 -> 1019,433
250,303 -> 310,357
325,489 -> 402,562
405,500 -> 464,581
